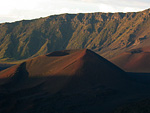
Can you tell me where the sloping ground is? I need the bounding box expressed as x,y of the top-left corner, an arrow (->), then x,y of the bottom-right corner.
0,63 -> 14,71
110,47 -> 150,72
0,49 -> 126,92
113,98 -> 150,113
0,9 -> 150,61
0,49 -> 150,113
113,72 -> 150,113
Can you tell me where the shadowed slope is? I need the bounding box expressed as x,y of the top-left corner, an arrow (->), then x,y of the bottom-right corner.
0,63 -> 14,71
111,47 -> 150,72
0,49 -> 150,113
0,49 -> 126,92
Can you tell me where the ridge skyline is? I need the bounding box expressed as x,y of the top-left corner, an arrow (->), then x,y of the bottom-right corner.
0,8 -> 150,62
0,7 -> 149,24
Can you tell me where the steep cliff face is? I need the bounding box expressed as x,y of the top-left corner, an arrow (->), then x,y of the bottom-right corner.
0,9 -> 150,61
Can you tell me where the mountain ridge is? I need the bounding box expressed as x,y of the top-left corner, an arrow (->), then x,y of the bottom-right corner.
0,8 -> 150,61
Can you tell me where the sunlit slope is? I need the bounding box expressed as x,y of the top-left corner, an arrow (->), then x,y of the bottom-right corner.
110,47 -> 150,72
0,9 -> 150,61
0,49 -> 126,92
0,49 -> 150,113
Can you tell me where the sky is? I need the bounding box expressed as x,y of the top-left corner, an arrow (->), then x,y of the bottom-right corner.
0,0 -> 149,23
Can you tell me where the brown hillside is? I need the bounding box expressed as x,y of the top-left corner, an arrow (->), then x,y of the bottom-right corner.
0,8 -> 150,61
0,49 -> 126,92
0,49 -> 129,113
0,49 -> 150,113
110,47 -> 150,72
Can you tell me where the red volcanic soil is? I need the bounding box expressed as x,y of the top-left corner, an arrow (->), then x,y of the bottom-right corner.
0,49 -> 150,113
110,47 -> 150,72
0,49 -> 126,92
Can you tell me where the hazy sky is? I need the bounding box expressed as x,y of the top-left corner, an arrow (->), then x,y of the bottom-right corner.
0,0 -> 149,23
